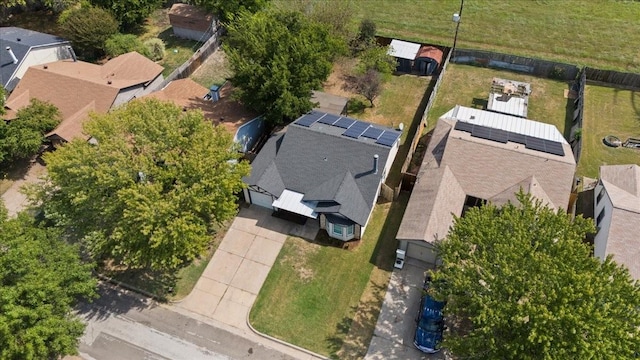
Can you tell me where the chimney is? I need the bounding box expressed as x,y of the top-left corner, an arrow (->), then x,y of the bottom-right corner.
374,154 -> 379,174
6,47 -> 18,64
67,46 -> 77,62
209,84 -> 221,102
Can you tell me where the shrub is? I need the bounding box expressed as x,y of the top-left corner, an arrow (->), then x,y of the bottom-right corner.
105,34 -> 149,58
58,6 -> 119,60
356,45 -> 396,79
144,38 -> 166,61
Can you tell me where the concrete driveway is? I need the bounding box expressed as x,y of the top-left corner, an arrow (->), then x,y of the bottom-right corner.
175,205 -> 323,360
365,258 -> 448,360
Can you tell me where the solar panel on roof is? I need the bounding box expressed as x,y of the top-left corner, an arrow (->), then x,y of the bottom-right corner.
471,126 -> 492,140
490,129 -> 509,143
318,113 -> 340,125
295,112 -> 322,127
376,131 -> 401,147
544,141 -> 565,156
454,121 -> 474,133
362,127 -> 384,140
525,137 -> 546,152
343,121 -> 370,138
508,133 -> 527,145
334,117 -> 356,129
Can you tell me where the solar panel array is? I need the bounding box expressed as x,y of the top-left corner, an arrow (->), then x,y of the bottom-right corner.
294,111 -> 401,147
454,121 -> 565,156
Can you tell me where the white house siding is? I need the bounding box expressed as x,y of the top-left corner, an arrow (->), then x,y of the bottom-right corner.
593,182 -> 613,260
14,45 -> 71,84
173,27 -> 213,42
382,140 -> 400,182
113,75 -> 165,107
248,189 -> 274,209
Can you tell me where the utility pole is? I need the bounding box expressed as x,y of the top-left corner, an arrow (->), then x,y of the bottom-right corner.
452,0 -> 465,57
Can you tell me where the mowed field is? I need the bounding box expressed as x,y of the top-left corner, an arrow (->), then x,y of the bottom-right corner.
352,0 -> 640,72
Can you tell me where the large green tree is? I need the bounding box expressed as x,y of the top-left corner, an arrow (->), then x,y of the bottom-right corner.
34,99 -> 250,271
0,203 -> 96,360
189,0 -> 269,23
58,6 -> 119,60
0,99 -> 61,163
89,0 -> 162,31
225,9 -> 343,125
432,193 -> 640,359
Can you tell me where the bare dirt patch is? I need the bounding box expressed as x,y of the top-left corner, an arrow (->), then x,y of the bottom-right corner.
190,49 -> 233,88
279,238 -> 319,284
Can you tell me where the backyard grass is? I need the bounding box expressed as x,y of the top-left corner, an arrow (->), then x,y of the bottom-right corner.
576,85 -> 640,178
426,63 -> 572,137
351,0 -> 640,72
190,48 -> 233,88
249,193 -> 409,358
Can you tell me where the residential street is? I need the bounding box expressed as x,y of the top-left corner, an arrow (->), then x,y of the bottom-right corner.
77,283 -> 297,360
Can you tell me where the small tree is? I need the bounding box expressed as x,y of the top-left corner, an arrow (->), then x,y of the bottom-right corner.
33,99 -> 250,271
105,33 -> 149,58
144,38 -> 166,61
432,192 -> 640,359
356,45 -> 395,77
89,0 -> 162,31
0,205 -> 97,360
353,69 -> 382,107
58,6 -> 119,60
351,18 -> 377,53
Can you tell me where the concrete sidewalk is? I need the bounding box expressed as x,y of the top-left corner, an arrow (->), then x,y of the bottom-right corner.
174,205 -> 324,360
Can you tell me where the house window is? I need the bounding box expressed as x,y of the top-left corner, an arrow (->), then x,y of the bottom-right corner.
596,209 -> 605,227
332,224 -> 344,237
596,187 -> 606,204
329,222 -> 355,240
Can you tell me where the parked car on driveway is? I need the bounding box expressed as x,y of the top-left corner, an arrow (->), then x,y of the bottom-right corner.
414,276 -> 446,354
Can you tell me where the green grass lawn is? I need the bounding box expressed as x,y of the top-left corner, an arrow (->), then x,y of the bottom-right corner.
250,193 -> 409,358
351,1 -> 640,72
426,63 -> 572,137
576,85 -> 640,178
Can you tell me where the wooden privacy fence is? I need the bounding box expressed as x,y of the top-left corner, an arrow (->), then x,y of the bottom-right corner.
451,48 -> 579,81
570,69 -> 586,163
584,67 -> 640,89
152,26 -> 225,91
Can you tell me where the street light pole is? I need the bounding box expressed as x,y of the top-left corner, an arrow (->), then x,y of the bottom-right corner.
452,0 -> 464,57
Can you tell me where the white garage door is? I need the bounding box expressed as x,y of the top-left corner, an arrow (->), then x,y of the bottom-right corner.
407,241 -> 437,264
249,191 -> 274,209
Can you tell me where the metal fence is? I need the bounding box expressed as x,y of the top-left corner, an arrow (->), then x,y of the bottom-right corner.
451,48 -> 580,81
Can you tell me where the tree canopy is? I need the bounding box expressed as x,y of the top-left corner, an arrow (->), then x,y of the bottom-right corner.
58,5 -> 119,60
189,0 -> 269,23
0,203 -> 96,360
432,193 -> 640,359
225,9 -> 343,125
89,0 -> 162,31
0,99 -> 61,163
33,99 -> 250,271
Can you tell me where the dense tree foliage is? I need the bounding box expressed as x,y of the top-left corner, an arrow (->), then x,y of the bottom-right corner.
225,9 -> 342,124
355,45 -> 395,78
1,0 -> 79,12
105,33 -> 149,58
0,203 -> 96,360
58,6 -> 119,60
89,0 -> 162,31
0,99 -> 61,163
432,193 -> 640,359
33,99 -> 250,271
190,0 -> 269,23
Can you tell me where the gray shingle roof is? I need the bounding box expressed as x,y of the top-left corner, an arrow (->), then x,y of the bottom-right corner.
1,27 -> 69,91
245,114 -> 396,225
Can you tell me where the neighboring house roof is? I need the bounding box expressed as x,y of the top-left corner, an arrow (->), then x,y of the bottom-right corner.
4,52 -> 162,142
311,91 -> 348,115
599,165 -> 640,279
168,3 -> 214,32
397,106 -> 575,243
245,112 -> 399,225
0,26 -> 70,91
143,79 -> 260,135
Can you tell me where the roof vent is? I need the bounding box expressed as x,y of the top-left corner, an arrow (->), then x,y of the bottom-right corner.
5,47 -> 18,64
43,65 -> 48,69
67,46 -> 77,62
16,38 -> 21,42
470,115 -> 475,120
374,154 -> 379,174
107,80 -> 112,85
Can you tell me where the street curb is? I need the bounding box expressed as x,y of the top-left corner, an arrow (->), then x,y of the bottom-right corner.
245,312 -> 329,360
94,272 -> 166,303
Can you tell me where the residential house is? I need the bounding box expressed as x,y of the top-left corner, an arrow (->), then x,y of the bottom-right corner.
1,27 -> 73,92
4,52 -> 164,145
244,111 -> 401,241
397,105 -> 576,264
592,164 -> 640,280
143,78 -> 264,153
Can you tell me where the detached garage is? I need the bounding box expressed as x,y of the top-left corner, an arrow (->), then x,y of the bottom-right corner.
168,3 -> 217,42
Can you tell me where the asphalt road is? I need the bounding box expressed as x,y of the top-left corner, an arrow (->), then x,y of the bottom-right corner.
77,283 -> 297,360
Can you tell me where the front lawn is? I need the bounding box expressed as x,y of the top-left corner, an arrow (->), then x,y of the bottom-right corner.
426,63 -> 572,137
249,193 -> 409,358
577,85 -> 640,178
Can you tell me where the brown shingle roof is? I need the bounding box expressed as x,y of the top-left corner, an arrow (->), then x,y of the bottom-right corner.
4,53 -> 162,142
142,79 -> 260,135
398,113 -> 576,244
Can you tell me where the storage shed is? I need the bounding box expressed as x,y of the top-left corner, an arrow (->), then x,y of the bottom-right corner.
168,3 -> 217,42
414,45 -> 444,76
387,39 -> 421,73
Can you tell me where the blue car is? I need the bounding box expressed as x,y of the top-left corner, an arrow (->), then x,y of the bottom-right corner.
414,287 -> 446,353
